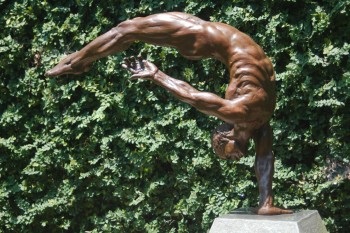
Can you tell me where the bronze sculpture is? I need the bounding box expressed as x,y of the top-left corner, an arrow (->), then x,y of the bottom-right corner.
46,12 -> 292,215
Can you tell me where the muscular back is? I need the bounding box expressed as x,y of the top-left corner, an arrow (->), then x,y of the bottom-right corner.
147,13 -> 276,128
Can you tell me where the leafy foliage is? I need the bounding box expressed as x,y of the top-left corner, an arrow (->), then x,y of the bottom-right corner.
1,0 -> 349,232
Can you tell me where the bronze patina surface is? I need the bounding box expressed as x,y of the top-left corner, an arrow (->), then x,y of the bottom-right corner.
46,12 -> 292,215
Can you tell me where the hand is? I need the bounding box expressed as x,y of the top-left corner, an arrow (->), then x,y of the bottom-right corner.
251,205 -> 293,215
122,56 -> 158,81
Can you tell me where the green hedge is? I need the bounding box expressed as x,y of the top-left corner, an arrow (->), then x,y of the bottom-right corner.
1,0 -> 349,232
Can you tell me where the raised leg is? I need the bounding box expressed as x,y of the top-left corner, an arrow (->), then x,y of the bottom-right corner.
45,13 -> 208,77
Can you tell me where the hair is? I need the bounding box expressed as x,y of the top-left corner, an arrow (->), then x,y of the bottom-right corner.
211,123 -> 234,159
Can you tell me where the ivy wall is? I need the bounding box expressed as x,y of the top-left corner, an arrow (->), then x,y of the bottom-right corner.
0,0 -> 349,232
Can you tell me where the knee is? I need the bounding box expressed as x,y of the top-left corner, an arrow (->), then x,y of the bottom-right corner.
116,19 -> 132,30
110,19 -> 137,38
115,17 -> 144,31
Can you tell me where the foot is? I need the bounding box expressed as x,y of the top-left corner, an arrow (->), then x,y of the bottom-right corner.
45,52 -> 91,77
252,205 -> 293,215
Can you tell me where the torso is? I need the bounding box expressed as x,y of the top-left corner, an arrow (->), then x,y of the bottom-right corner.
188,20 -> 276,129
225,37 -> 276,129
164,13 -> 277,130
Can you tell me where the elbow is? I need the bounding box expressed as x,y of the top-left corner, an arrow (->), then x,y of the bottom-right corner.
115,20 -> 133,31
219,103 -> 249,122
113,19 -> 138,38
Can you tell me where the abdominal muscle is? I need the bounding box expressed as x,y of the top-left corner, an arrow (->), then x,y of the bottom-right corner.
225,69 -> 275,130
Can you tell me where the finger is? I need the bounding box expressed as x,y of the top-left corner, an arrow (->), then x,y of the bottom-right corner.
122,63 -> 138,73
130,74 -> 143,80
130,56 -> 141,71
137,55 -> 144,69
123,58 -> 131,67
136,61 -> 141,71
142,60 -> 148,68
126,57 -> 136,69
130,56 -> 136,67
129,67 -> 138,73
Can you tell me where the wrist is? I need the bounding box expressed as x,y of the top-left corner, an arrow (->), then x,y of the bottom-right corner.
154,69 -> 166,81
152,67 -> 159,76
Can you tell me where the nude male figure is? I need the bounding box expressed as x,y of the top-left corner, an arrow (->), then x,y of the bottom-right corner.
46,12 -> 292,215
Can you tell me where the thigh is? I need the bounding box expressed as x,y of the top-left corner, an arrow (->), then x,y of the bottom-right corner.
119,13 -> 215,59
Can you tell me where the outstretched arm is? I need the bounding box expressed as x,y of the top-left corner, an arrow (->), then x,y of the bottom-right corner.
252,123 -> 293,215
122,57 -> 247,125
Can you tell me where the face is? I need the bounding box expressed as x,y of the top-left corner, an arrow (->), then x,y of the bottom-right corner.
211,124 -> 247,160
223,140 -> 244,161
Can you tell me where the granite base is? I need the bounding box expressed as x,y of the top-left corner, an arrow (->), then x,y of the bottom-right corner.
209,209 -> 328,233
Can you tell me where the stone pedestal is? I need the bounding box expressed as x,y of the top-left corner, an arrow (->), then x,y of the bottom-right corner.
209,209 -> 328,233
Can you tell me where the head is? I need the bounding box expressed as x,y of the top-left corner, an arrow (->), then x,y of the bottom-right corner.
211,123 -> 246,161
